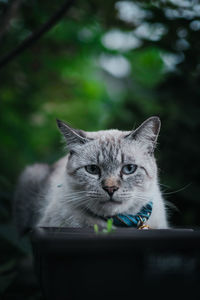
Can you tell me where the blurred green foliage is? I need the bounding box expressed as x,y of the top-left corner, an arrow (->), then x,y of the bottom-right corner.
1,0 -> 200,298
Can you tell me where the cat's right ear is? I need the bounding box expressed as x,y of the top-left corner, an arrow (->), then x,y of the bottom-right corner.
56,119 -> 90,149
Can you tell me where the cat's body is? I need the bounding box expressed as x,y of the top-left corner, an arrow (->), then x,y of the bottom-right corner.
14,117 -> 168,234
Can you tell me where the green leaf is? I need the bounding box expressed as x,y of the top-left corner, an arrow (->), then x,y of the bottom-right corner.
129,47 -> 164,88
94,224 -> 99,234
106,218 -> 114,233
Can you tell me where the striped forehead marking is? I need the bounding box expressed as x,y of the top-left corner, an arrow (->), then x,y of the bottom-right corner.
98,137 -> 122,163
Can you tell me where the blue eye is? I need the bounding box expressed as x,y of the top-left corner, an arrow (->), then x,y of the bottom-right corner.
122,164 -> 137,175
85,165 -> 100,175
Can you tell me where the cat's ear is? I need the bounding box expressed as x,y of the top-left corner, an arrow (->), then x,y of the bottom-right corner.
56,119 -> 90,149
125,116 -> 161,153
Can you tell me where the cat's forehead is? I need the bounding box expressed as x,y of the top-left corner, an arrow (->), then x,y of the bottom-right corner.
86,129 -> 130,140
87,130 -> 130,160
83,129 -> 142,164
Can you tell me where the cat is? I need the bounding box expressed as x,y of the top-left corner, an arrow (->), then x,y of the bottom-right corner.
14,116 -> 168,234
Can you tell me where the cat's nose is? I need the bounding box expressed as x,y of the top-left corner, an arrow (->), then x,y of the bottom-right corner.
103,185 -> 119,197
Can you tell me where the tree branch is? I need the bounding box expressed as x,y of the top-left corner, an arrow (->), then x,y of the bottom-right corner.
0,0 -> 22,42
0,0 -> 75,69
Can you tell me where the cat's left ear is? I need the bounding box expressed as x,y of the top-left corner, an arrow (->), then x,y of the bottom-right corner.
125,116 -> 161,154
56,119 -> 90,149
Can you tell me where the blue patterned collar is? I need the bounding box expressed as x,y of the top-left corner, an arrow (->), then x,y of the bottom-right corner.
106,201 -> 153,228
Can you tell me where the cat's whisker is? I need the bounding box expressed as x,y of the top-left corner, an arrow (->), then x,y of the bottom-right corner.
63,191 -> 88,197
67,192 -> 102,203
66,196 -> 94,209
75,199 -> 99,214
84,201 -> 98,215
162,183 -> 191,196
64,197 -> 87,205
87,192 -> 101,196
64,194 -> 87,200
63,192 -> 89,200
63,194 -> 85,200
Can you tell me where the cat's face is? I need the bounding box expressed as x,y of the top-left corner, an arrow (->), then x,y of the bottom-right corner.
57,117 -> 160,217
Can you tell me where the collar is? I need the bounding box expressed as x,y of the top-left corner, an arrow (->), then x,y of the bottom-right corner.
106,201 -> 153,228
87,201 -> 153,228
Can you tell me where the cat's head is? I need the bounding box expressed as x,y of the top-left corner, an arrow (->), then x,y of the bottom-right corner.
57,117 -> 160,217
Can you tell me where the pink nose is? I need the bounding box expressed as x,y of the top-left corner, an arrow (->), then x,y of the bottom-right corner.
103,185 -> 119,196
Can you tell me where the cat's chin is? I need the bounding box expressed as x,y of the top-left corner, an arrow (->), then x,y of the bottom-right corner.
86,199 -> 130,218
99,199 -> 122,205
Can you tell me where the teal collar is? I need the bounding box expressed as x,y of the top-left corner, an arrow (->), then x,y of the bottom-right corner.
108,201 -> 153,228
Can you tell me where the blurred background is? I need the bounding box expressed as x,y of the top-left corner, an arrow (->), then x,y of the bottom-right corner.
0,0 -> 200,298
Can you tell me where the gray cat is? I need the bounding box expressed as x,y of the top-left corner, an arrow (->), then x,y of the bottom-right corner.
14,116 -> 168,234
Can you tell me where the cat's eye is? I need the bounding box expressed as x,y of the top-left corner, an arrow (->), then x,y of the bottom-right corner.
121,164 -> 137,175
85,165 -> 100,175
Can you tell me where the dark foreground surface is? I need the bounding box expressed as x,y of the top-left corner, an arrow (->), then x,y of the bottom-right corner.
31,227 -> 200,300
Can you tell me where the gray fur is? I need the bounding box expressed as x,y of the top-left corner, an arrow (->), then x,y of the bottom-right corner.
13,164 -> 51,234
14,116 -> 168,234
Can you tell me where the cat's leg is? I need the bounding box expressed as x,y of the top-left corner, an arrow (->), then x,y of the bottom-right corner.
13,163 -> 50,235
